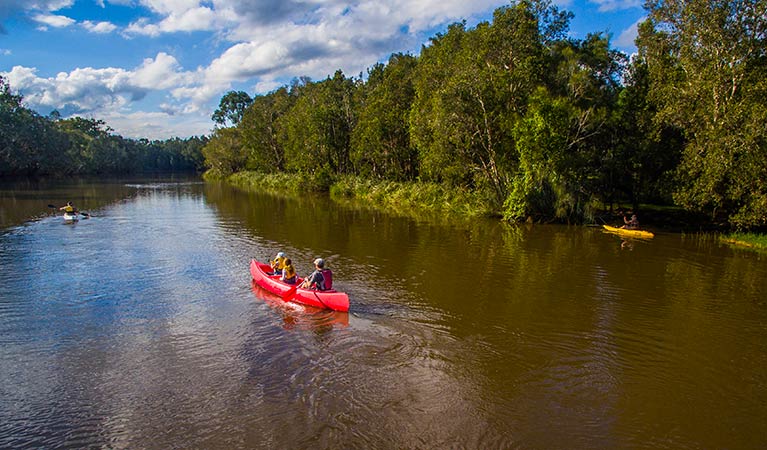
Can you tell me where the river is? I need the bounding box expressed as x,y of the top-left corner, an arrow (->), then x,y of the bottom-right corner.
1,177 -> 766,449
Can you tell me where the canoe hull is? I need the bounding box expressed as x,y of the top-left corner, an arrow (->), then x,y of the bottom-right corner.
63,212 -> 79,222
250,259 -> 350,312
603,224 -> 654,239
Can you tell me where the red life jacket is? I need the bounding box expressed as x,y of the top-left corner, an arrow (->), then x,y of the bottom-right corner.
320,269 -> 333,290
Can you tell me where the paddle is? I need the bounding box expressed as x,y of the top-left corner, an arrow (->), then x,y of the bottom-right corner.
283,283 -> 298,299
311,290 -> 331,310
48,204 -> 91,217
299,269 -> 332,310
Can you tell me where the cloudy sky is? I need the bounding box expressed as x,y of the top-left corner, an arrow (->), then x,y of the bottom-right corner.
0,0 -> 645,140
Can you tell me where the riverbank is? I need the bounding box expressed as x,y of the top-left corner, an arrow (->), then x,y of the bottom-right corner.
720,232 -> 767,251
216,170 -> 765,238
218,170 -> 495,220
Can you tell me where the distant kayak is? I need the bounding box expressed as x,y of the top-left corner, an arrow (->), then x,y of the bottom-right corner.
603,224 -> 654,239
250,259 -> 350,312
63,212 -> 79,222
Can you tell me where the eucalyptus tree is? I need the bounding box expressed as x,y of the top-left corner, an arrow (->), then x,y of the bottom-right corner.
638,0 -> 767,227
212,91 -> 254,127
506,33 -> 626,221
278,70 -> 358,181
604,57 -> 682,210
202,127 -> 246,177
351,53 -> 418,181
240,87 -> 292,172
411,0 -> 571,211
55,117 -> 112,173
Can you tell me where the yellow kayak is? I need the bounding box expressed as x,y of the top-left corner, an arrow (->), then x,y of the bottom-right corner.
603,224 -> 654,239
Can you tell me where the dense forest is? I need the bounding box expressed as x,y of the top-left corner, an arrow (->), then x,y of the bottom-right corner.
203,0 -> 766,229
0,77 -> 207,176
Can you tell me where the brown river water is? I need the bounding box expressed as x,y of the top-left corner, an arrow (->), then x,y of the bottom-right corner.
1,177 -> 766,449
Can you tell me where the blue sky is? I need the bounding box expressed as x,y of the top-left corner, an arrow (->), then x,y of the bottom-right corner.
0,0 -> 645,140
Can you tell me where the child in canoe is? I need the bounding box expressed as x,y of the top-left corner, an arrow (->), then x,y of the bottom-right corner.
281,258 -> 297,285
270,252 -> 287,275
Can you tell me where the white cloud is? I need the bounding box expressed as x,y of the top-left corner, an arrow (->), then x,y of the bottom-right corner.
138,0 -> 207,16
82,20 -> 118,33
109,0 -> 511,113
28,0 -> 75,11
32,13 -> 75,28
1,53 -> 193,115
10,0 -> 643,140
616,17 -> 644,50
99,110 -> 212,139
127,5 -> 219,35
168,0 -> 502,104
588,0 -> 642,13
133,52 -> 193,89
253,80 -> 283,94
1,49 -> 11,56
1,55 -> 211,139
126,6 -> 224,36
125,18 -> 159,36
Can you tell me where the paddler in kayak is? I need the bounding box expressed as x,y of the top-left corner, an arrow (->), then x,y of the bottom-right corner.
269,251 -> 287,275
300,258 -> 333,291
59,201 -> 77,214
280,258 -> 297,285
621,214 -> 639,230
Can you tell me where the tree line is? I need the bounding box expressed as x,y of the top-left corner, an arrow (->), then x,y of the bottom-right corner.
0,77 -> 207,177
204,0 -> 766,229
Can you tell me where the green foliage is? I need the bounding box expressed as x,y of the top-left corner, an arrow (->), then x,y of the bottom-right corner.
279,70 -> 357,176
351,53 -> 419,181
240,87 -> 291,172
722,232 -> 767,250
227,170 -> 303,195
602,58 -> 682,209
198,0 -> 767,229
410,0 -> 575,211
330,176 -> 492,217
639,0 -> 767,227
1,75 -> 64,176
202,127 -> 246,177
212,91 -> 253,126
1,75 -> 205,176
505,31 -> 625,223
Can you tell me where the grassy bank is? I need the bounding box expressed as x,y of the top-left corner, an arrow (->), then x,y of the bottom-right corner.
225,171 -> 305,196
720,232 -> 767,250
329,176 -> 495,218
216,170 -> 496,219
214,170 -> 761,235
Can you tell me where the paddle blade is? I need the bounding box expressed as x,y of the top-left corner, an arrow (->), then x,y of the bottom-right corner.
48,204 -> 56,208
282,285 -> 298,299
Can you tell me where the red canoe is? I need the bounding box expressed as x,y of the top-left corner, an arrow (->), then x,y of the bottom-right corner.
249,259 -> 350,312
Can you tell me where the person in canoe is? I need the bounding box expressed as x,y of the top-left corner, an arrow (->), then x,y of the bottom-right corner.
281,258 -> 297,285
300,258 -> 333,291
622,214 -> 639,230
269,251 -> 287,275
